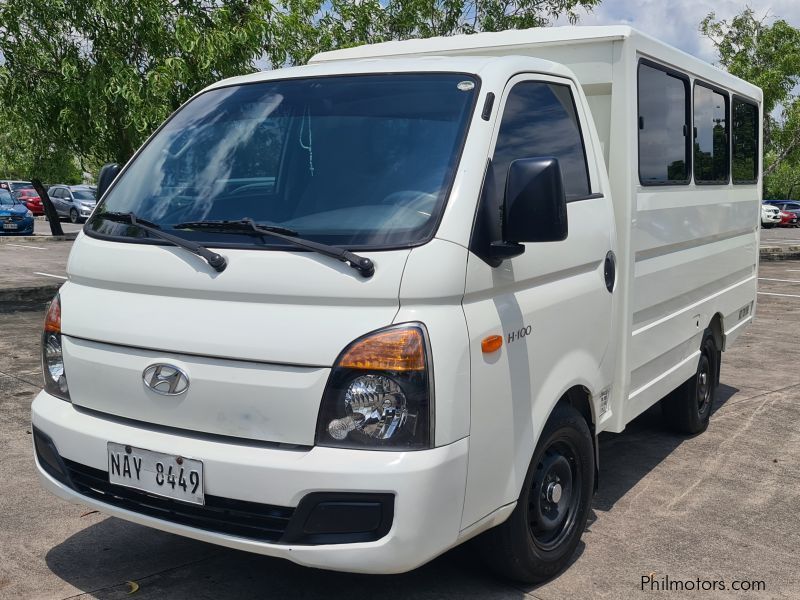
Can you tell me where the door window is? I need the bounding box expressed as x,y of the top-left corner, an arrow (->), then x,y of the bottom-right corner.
492,81 -> 591,202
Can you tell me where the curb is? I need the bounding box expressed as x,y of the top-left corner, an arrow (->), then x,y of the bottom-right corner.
0,233 -> 77,243
760,246 -> 800,261
0,284 -> 61,313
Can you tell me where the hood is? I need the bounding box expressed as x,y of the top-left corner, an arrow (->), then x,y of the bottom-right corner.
0,204 -> 27,216
61,233 -> 410,367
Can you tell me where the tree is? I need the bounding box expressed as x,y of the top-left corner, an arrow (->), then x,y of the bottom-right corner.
0,109 -> 83,184
273,0 -> 601,65
0,0 -> 600,172
0,0 -> 275,167
701,9 -> 800,187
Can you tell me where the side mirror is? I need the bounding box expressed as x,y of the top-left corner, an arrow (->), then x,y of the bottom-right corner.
97,163 -> 121,199
491,157 -> 568,260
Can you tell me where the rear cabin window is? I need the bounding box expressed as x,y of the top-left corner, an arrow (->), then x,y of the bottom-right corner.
638,62 -> 690,185
732,99 -> 758,183
492,81 -> 590,201
693,83 -> 729,183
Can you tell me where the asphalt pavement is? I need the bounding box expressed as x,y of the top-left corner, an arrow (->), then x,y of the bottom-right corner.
0,240 -> 72,311
0,246 -> 798,598
33,221 -> 83,236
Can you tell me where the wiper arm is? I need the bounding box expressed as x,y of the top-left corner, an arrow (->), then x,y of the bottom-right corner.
173,218 -> 375,278
97,212 -> 227,272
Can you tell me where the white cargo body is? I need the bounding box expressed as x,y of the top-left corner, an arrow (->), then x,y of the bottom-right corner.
32,26 -> 762,583
311,25 -> 762,434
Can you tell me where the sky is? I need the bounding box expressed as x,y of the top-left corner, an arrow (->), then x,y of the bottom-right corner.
558,0 -> 800,63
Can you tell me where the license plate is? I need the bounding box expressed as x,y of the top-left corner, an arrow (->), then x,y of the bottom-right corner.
107,442 -> 204,505
3,223 -> 17,230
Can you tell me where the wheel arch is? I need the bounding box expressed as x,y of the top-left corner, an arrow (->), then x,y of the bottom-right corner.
708,312 -> 724,352
526,367 -> 600,503
557,385 -> 599,490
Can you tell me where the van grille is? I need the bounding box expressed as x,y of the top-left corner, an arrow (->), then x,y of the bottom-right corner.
62,458 -> 294,542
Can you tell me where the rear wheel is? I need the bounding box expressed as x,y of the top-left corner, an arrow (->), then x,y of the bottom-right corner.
478,403 -> 594,583
662,332 -> 718,434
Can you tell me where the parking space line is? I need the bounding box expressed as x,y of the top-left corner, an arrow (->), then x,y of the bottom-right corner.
758,277 -> 800,284
5,244 -> 46,250
758,291 -> 800,298
33,272 -> 67,280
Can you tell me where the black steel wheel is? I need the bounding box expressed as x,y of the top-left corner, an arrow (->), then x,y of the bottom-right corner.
478,403 -> 594,583
528,441 -> 582,551
663,331 -> 719,434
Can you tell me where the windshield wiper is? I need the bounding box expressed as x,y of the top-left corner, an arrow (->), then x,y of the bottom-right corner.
173,218 -> 375,278
175,219 -> 299,237
97,212 -> 228,272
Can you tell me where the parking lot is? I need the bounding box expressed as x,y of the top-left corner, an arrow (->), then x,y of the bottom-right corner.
32,220 -> 83,237
0,239 -> 799,599
759,226 -> 800,251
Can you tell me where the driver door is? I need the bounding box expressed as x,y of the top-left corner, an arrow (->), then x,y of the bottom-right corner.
461,74 -> 616,527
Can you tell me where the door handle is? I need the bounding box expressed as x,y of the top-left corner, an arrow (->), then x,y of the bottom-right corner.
604,251 -> 616,293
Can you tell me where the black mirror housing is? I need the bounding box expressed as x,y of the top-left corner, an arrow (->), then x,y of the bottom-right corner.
97,163 -> 121,200
503,157 -> 568,243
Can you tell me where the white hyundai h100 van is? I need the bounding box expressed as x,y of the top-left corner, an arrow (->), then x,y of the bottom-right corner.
33,26 -> 762,582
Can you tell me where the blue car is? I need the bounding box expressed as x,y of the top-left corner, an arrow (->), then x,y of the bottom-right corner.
0,187 -> 34,235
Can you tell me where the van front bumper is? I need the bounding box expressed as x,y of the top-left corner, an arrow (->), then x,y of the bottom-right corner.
31,390 -> 469,574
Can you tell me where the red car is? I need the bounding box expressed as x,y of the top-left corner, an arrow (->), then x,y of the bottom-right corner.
779,210 -> 798,227
15,188 -> 44,216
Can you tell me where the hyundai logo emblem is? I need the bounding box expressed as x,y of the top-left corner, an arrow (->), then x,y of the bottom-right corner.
142,364 -> 190,396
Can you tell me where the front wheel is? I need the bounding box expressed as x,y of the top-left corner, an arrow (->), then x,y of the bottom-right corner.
69,208 -> 80,224
478,403 -> 594,583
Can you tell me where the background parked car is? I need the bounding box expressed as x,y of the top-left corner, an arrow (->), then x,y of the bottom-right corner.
762,203 -> 781,228
48,184 -> 97,223
765,200 -> 800,226
779,210 -> 798,227
0,180 -> 44,216
0,187 -> 34,235
14,187 -> 44,216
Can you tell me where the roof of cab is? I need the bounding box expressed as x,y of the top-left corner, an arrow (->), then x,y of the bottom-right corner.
203,54 -> 576,92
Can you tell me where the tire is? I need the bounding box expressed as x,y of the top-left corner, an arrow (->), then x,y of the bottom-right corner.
662,332 -> 719,435
478,403 -> 594,583
762,223 -> 774,229
69,208 -> 80,224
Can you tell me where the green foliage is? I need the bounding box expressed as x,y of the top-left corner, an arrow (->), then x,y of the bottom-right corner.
273,0 -> 601,65
701,9 -> 800,192
0,0 -> 599,178
0,0 -> 274,170
0,109 -> 83,183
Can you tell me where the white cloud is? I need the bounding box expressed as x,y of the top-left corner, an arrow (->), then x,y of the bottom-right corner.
560,0 -> 800,63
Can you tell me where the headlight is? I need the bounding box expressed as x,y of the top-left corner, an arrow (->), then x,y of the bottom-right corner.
316,324 -> 433,450
42,293 -> 70,401
26,210 -> 33,218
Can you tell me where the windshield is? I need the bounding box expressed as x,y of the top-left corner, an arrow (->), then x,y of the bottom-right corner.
73,190 -> 96,201
0,189 -> 17,206
88,73 -> 478,249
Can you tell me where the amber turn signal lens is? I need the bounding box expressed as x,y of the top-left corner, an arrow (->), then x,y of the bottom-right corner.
44,295 -> 61,333
338,326 -> 425,371
481,335 -> 502,353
